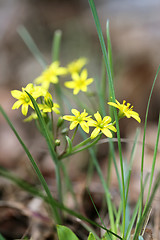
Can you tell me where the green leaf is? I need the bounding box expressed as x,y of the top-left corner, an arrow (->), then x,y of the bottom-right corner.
57,225 -> 79,240
87,232 -> 96,240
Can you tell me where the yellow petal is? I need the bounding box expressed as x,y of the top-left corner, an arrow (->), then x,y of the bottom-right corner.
108,102 -> 119,109
71,109 -> 79,116
21,104 -> 29,116
11,90 -> 22,99
86,78 -> 93,85
12,100 -> 23,109
72,72 -> 79,81
107,125 -> 117,132
81,69 -> 88,79
80,121 -> 89,133
90,127 -> 100,139
70,121 -> 78,130
101,128 -> 113,138
94,111 -> 102,122
103,116 -> 111,124
64,81 -> 75,89
63,115 -> 75,121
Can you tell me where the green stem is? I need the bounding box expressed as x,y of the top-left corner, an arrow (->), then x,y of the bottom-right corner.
71,125 -> 79,142
59,134 -> 102,160
51,111 -> 54,140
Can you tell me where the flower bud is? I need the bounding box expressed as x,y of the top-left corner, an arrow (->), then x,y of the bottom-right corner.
61,127 -> 69,135
55,139 -> 61,146
57,116 -> 64,128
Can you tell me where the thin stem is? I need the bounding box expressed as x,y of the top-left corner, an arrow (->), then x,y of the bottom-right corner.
71,125 -> 79,142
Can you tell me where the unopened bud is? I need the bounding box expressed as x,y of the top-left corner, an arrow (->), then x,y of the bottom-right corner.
61,127 -> 69,135
55,139 -> 61,146
57,116 -> 64,128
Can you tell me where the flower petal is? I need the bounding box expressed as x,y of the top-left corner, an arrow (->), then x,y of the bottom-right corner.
63,115 -> 75,121
21,104 -> 29,116
70,121 -> 78,130
94,111 -> 102,122
107,125 -> 117,132
64,81 -> 75,89
108,102 -> 119,109
81,69 -> 88,79
80,121 -> 89,133
101,128 -> 113,138
12,100 -> 23,109
11,90 -> 22,99
71,109 -> 79,116
90,127 -> 100,139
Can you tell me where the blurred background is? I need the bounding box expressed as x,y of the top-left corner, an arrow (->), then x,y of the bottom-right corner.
1,0 -> 160,238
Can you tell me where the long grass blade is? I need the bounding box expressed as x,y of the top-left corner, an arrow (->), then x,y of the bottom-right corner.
17,26 -> 47,69
0,105 -> 61,224
138,65 -> 160,223
143,114 -> 160,211
88,0 -> 125,236
133,172 -> 160,240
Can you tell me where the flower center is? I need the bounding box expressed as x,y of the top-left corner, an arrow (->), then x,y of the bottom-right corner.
99,122 -> 104,128
24,96 -> 30,103
77,116 -> 82,122
76,79 -> 85,88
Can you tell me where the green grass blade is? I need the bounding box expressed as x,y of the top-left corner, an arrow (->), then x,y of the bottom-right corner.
133,172 -> 160,240
125,129 -> 140,204
139,65 -> 160,222
143,114 -> 160,211
0,155 -> 121,239
125,173 -> 149,240
0,167 -> 47,200
17,26 -> 47,69
88,0 -> 125,236
0,105 -> 61,224
52,30 -> 62,62
0,234 -> 5,240
106,20 -> 114,83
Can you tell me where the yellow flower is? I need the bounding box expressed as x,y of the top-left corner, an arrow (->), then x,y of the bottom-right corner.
11,83 -> 44,116
108,99 -> 141,123
38,92 -> 60,114
88,111 -> 117,139
64,69 -> 93,95
67,58 -> 88,74
34,61 -> 67,89
63,109 -> 91,133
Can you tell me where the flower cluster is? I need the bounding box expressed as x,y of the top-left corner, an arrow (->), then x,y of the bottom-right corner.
63,99 -> 141,139
11,57 -> 141,143
11,58 -> 93,117
63,109 -> 117,139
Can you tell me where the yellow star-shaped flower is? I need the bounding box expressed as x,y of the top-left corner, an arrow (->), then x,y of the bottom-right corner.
34,61 -> 67,89
88,111 -> 117,139
64,69 -> 93,95
63,109 -> 91,133
108,99 -> 141,123
11,83 -> 45,116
